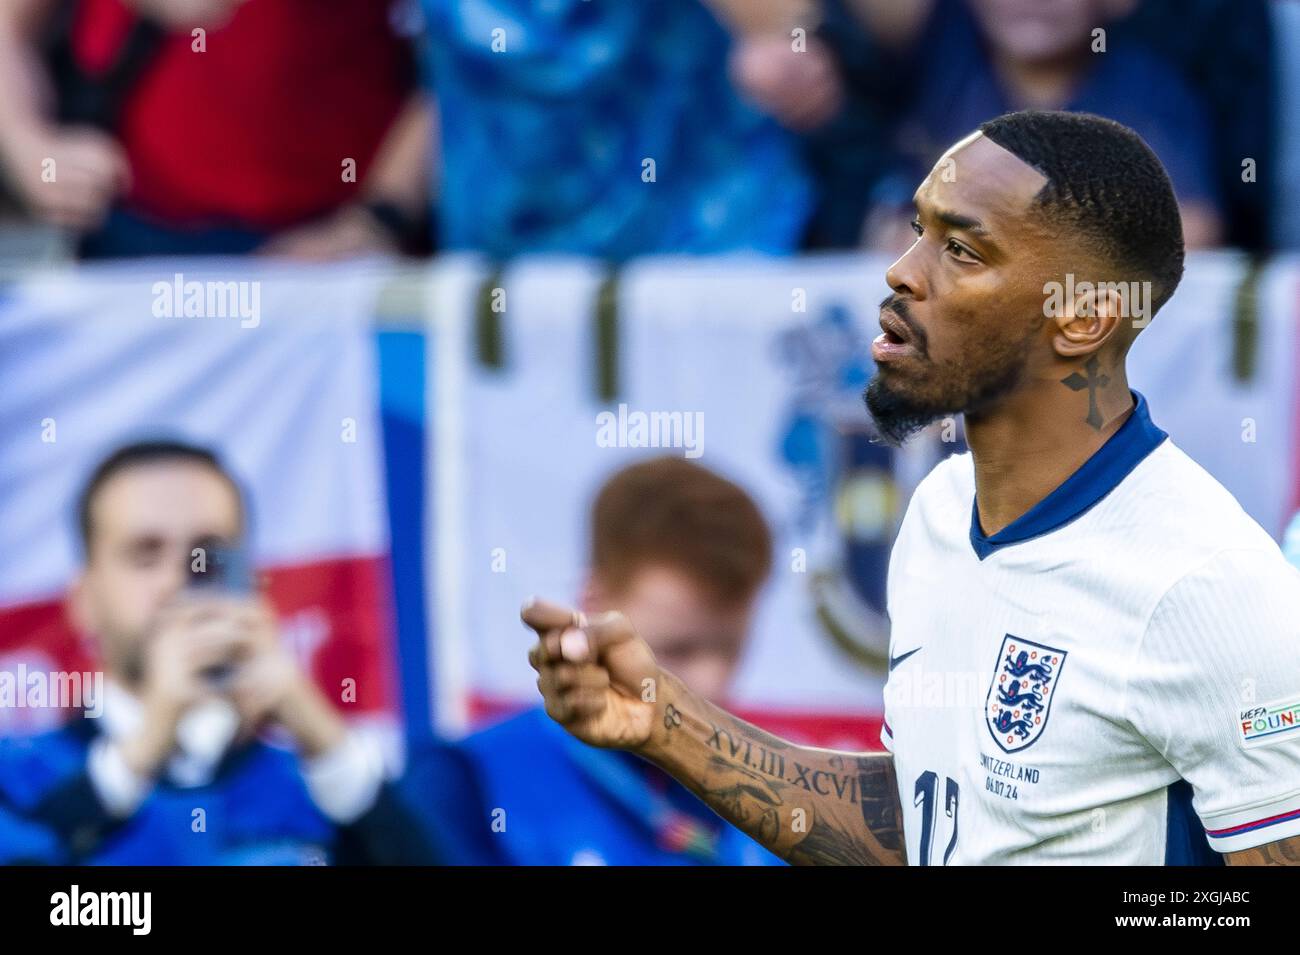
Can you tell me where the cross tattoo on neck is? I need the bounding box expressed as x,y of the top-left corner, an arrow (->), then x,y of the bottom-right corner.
1061,356 -> 1111,430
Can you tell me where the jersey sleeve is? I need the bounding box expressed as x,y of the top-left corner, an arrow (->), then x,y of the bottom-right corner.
1124,548 -> 1300,854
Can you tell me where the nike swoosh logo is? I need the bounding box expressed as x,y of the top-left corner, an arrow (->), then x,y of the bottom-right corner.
889,647 -> 921,671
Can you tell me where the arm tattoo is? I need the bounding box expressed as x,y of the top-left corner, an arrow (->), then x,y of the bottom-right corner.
696,757 -> 784,845
641,673 -> 906,866
1226,834 -> 1300,866
786,757 -> 904,866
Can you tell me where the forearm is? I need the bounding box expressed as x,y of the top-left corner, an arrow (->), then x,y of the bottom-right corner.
1225,835 -> 1300,866
277,677 -> 347,759
0,1 -> 57,165
638,669 -> 905,865
362,93 -> 434,214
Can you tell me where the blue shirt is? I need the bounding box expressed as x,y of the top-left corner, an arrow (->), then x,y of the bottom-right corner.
0,719 -> 436,865
457,707 -> 786,866
421,0 -> 814,259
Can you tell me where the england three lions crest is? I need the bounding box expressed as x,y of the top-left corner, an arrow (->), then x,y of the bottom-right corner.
985,635 -> 1067,754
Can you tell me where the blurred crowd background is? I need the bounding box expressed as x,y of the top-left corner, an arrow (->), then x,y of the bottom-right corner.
0,0 -> 1298,867
0,0 -> 1296,261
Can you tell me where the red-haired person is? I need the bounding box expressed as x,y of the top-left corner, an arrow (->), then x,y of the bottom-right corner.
455,457 -> 782,866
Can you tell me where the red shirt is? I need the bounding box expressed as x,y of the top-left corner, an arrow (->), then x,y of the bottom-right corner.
71,0 -> 413,229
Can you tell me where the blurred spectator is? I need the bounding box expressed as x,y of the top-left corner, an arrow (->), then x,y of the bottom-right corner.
730,3 -> 884,249
749,0 -> 1228,250
0,441 -> 440,864
419,0 -> 815,259
444,457 -> 785,865
1109,0 -> 1275,253
0,0 -> 431,259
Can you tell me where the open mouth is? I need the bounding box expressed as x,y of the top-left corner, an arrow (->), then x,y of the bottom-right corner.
872,311 -> 920,364
879,313 -> 913,345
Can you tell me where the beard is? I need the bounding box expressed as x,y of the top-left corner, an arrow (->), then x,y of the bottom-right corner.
864,310 -> 1036,446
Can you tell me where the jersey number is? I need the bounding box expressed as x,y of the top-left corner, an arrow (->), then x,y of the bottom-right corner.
914,771 -> 959,866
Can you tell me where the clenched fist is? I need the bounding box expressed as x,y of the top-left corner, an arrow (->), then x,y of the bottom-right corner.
522,597 -> 661,751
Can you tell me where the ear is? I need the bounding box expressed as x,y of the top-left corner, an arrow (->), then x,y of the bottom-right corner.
1051,280 -> 1125,359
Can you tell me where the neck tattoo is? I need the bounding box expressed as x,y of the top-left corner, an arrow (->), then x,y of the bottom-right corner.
1061,355 -> 1111,430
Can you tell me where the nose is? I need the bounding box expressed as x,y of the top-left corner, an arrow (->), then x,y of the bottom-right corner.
885,239 -> 927,302
157,549 -> 190,603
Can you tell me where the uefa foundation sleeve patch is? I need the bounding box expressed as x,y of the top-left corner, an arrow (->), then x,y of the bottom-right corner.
1239,697 -> 1300,749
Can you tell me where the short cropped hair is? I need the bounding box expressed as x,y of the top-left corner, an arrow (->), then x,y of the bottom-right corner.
589,457 -> 772,605
76,440 -> 244,552
979,110 -> 1185,313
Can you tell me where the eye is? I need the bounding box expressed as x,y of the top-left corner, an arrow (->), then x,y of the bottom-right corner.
128,548 -> 163,570
910,218 -> 924,237
946,238 -> 979,263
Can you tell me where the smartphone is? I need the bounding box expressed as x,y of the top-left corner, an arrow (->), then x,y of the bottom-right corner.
185,539 -> 255,686
186,539 -> 255,595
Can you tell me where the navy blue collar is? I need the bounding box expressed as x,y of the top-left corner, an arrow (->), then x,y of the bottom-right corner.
970,390 -> 1167,560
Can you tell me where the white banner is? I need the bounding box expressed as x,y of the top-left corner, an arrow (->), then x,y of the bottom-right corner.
430,253 -> 1300,746
0,259 -> 398,733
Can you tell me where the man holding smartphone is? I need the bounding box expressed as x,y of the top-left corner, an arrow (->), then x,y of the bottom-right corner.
0,440 -> 436,864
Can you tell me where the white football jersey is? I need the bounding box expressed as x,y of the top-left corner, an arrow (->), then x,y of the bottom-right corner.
881,392 -> 1300,864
